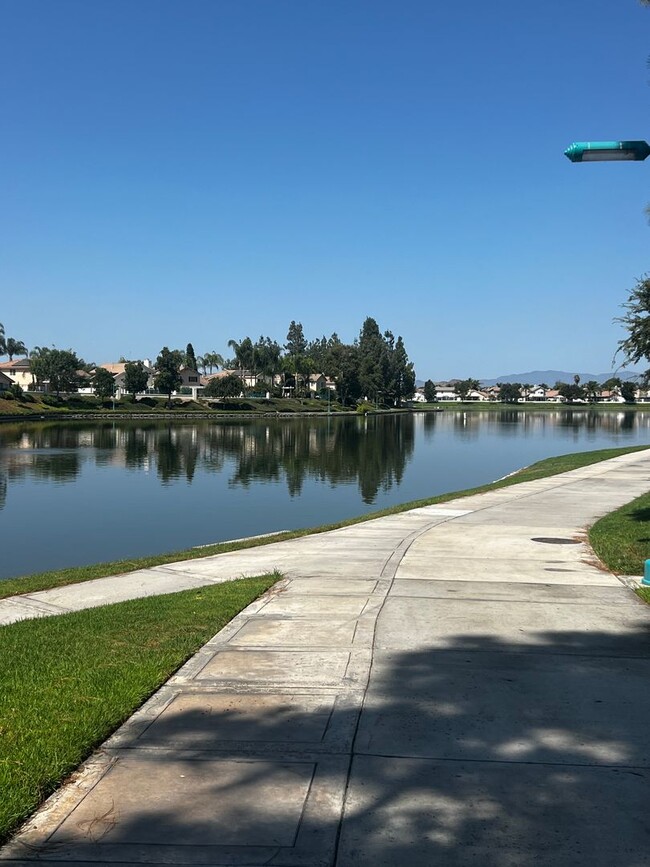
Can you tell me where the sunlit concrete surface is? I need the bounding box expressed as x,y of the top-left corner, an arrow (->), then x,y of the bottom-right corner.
2,450 -> 650,866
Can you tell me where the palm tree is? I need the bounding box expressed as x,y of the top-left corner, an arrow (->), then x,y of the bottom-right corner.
206,351 -> 224,373
584,380 -> 601,403
227,338 -> 254,383
5,338 -> 27,361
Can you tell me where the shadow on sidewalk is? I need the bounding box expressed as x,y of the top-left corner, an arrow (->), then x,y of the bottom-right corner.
14,622 -> 650,867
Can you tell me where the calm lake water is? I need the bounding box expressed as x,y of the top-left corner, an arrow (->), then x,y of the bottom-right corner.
1,410 -> 649,580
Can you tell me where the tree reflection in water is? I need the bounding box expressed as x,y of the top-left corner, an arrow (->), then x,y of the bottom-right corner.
0,416 -> 416,506
2,411 -> 650,576
1,410 -> 649,517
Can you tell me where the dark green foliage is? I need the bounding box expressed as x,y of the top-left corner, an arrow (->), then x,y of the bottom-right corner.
583,380 -> 601,402
557,382 -> 585,402
227,337 -> 255,375
204,373 -> 244,398
454,378 -> 480,400
185,343 -> 198,371
92,367 -> 116,400
423,379 -> 437,402
254,336 -> 282,385
616,275 -> 650,374
285,320 -> 307,357
498,382 -> 522,403
29,348 -> 81,396
621,381 -> 636,402
154,348 -> 183,404
123,361 -> 150,398
4,337 -> 27,360
326,342 -> 361,405
356,319 -> 415,406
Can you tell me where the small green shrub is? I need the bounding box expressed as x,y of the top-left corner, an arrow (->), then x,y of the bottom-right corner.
1,391 -> 14,401
356,401 -> 374,414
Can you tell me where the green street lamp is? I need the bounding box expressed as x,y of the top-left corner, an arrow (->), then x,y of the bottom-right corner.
564,140 -> 650,162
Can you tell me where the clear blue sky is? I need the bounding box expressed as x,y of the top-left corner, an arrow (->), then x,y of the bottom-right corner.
1,0 -> 649,379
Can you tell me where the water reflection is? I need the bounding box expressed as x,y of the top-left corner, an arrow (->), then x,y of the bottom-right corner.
1,410 -> 650,578
0,416 -> 416,508
0,410 -> 649,516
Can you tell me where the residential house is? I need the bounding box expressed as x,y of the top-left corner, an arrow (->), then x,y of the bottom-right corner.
635,386 -> 650,403
0,359 -> 33,390
411,388 -> 427,403
483,385 -> 501,401
526,385 -> 547,401
597,388 -> 625,404
466,389 -> 489,401
306,373 -> 328,394
97,362 -> 154,398
435,382 -> 460,401
0,370 -> 13,393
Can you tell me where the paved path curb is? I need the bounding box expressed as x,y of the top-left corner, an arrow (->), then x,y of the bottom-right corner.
2,451 -> 650,865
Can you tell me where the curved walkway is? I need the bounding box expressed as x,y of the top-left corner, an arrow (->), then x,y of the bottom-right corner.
2,450 -> 650,865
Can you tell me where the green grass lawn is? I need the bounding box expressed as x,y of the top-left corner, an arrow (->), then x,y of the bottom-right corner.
0,574 -> 278,844
589,493 -> 650,603
3,444 -> 649,600
0,393 -> 351,417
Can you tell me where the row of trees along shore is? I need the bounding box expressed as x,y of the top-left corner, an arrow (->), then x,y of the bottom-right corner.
221,318 -> 415,405
422,376 -> 639,404
0,317 -> 416,407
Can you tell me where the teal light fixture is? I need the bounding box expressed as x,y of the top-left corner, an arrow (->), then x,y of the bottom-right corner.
564,140 -> 650,162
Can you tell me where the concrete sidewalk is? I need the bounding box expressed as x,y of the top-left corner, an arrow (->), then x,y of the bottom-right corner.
2,450 -> 650,865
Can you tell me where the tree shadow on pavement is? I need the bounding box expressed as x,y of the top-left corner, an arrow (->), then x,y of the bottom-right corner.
8,624 -> 650,867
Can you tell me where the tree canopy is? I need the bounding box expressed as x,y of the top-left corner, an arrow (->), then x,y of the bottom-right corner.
154,347 -> 184,403
204,373 -> 243,399
93,367 -> 116,400
5,338 -> 27,360
124,360 -> 150,398
616,275 -> 650,375
454,378 -> 480,400
185,343 -> 198,371
29,348 -> 81,396
498,382 -> 521,403
423,379 -> 437,402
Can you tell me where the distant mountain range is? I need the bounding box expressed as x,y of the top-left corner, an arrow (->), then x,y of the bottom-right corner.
479,370 -> 643,387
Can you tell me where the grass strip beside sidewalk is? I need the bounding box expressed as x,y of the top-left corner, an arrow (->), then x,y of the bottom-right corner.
590,493 -> 650,603
2,444 -> 649,600
0,574 -> 278,845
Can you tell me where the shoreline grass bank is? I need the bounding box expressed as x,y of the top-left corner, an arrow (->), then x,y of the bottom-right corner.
2,393 -> 650,422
